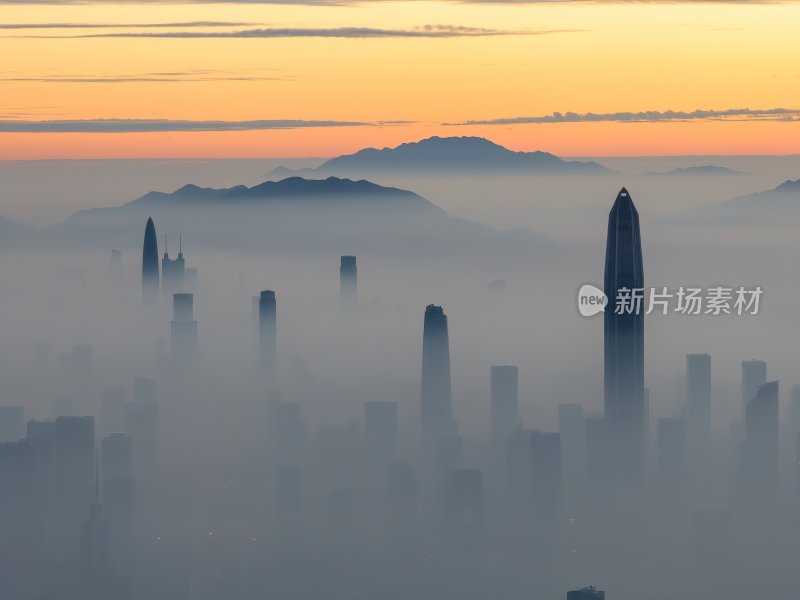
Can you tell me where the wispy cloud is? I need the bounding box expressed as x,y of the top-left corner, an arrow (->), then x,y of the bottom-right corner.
0,0 -> 787,4
17,25 -> 581,39
0,68 -> 286,84
0,75 -> 286,83
446,108 -> 800,126
0,21 -> 256,29
0,118 -> 408,132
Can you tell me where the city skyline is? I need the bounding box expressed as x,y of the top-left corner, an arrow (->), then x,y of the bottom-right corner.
3,3 -> 800,597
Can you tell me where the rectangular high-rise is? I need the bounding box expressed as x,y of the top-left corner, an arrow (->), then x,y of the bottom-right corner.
738,380 -> 779,504
171,292 -> 197,362
259,290 -> 277,371
687,353 -> 711,457
491,365 -> 518,446
742,359 -> 767,409
340,255 -> 357,309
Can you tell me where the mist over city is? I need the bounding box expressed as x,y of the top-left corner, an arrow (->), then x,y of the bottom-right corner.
4,1 -> 800,599
2,138 -> 800,600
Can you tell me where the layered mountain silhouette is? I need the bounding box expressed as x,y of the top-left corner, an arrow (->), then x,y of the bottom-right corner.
53,176 -> 553,256
663,177 -> 800,228
645,165 -> 746,176
724,178 -> 800,211
269,136 -> 611,177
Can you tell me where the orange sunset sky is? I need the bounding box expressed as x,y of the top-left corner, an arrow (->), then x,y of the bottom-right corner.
1,0 -> 799,159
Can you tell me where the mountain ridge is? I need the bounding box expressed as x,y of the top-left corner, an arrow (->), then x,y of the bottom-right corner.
268,136 -> 612,177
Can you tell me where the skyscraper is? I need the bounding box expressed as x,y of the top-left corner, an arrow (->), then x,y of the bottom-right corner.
603,187 -> 645,482
142,217 -> 159,304
742,359 -> 767,411
171,293 -> 197,363
686,353 -> 711,460
421,304 -> 453,441
80,466 -> 109,595
161,245 -> 186,295
259,290 -> 277,371
340,255 -> 357,309
491,365 -> 518,446
738,380 -> 779,504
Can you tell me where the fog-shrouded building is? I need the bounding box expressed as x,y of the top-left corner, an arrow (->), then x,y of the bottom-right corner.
686,353 -> 711,464
171,293 -> 197,363
491,365 -> 518,447
738,380 -> 779,505
259,290 -> 277,371
142,217 -> 159,305
567,587 -> 605,600
101,432 -> 136,555
603,187 -> 645,483
421,304 -> 463,470
161,235 -> 185,295
340,255 -> 357,309
742,359 -> 767,412
421,304 -> 452,441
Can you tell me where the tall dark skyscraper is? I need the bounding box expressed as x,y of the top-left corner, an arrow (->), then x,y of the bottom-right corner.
142,217 -> 159,304
340,255 -> 357,309
421,304 -> 453,441
490,365 -> 518,446
603,187 -> 645,482
259,290 -> 277,371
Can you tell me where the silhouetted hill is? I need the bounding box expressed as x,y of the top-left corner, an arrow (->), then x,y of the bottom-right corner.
269,136 -> 612,176
645,165 -> 746,176
723,178 -> 800,213
665,177 -> 800,228
0,214 -> 33,248
54,176 -> 553,257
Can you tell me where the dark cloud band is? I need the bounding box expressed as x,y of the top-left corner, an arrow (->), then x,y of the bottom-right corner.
14,25 -> 580,39
0,118 -> 385,132
446,108 -> 800,125
0,22 -> 256,29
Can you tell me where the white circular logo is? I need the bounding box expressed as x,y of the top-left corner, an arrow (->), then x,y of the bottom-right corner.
577,284 -> 608,317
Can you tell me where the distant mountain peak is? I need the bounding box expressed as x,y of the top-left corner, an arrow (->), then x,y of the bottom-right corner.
645,165 -> 746,176
773,178 -> 800,192
269,135 -> 611,176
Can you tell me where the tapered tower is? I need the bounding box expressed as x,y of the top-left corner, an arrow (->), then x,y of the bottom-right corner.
603,187 -> 645,482
142,217 -> 159,305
